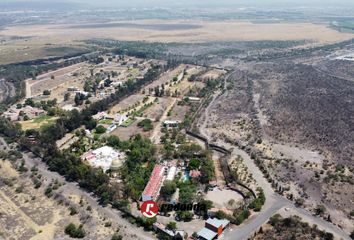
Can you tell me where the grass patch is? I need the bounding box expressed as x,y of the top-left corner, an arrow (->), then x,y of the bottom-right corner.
98,119 -> 113,125
20,115 -> 57,130
121,118 -> 135,127
33,114 -> 54,123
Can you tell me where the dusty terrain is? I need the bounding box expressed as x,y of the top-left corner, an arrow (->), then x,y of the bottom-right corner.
1,20 -> 353,44
200,44 -> 354,233
0,19 -> 353,65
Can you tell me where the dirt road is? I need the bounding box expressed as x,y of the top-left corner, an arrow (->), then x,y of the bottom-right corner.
150,97 -> 177,144
0,137 -> 154,240
197,78 -> 351,240
0,78 -> 15,102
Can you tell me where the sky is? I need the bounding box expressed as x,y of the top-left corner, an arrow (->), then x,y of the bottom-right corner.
0,0 -> 353,9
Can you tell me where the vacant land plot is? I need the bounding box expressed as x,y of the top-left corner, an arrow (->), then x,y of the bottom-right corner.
109,94 -> 146,114
206,188 -> 243,209
166,104 -> 189,122
0,160 -> 65,240
201,69 -> 226,80
110,120 -> 156,141
26,62 -> 89,98
143,97 -> 173,120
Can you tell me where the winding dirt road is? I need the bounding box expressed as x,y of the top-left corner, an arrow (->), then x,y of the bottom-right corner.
197,72 -> 351,240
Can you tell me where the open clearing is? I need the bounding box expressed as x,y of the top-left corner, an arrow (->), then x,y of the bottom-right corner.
1,20 -> 352,44
19,115 -> 58,131
1,20 -> 352,65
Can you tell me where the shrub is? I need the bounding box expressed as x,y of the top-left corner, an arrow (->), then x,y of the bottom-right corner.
65,223 -> 86,238
43,90 -> 51,96
95,125 -> 106,134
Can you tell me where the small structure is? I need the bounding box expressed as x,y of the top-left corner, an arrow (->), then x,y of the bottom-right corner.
111,81 -> 123,87
166,166 -> 177,181
197,218 -> 230,240
93,111 -> 108,121
190,170 -> 202,178
81,146 -> 125,172
163,120 -> 180,129
141,164 -> 164,202
114,114 -> 128,126
107,124 -> 117,133
67,87 -> 80,91
153,222 -> 184,240
187,97 -> 201,102
74,91 -> 89,97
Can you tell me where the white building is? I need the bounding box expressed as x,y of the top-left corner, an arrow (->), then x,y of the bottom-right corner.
93,111 -> 108,121
166,166 -> 177,181
81,146 -> 126,172
163,120 -> 180,128
114,114 -> 128,126
187,97 -> 201,102
107,124 -> 117,132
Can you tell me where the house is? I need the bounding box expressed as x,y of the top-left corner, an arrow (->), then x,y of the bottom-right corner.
190,170 -> 202,178
107,124 -> 117,133
114,114 -> 128,126
74,91 -> 89,97
163,120 -> 180,128
166,166 -> 177,181
93,111 -> 108,121
141,165 -> 164,202
81,146 -> 126,173
197,218 -> 230,240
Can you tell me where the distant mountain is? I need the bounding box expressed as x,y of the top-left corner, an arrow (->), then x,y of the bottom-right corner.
0,1 -> 81,11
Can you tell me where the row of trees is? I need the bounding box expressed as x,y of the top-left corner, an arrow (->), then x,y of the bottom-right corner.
0,62 -> 169,206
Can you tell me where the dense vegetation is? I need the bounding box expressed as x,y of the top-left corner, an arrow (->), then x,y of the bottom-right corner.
0,61 -> 171,205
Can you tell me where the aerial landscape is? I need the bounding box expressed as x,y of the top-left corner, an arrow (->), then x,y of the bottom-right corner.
0,0 -> 353,239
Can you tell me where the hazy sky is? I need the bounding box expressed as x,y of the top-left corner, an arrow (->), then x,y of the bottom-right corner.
0,0 -> 353,8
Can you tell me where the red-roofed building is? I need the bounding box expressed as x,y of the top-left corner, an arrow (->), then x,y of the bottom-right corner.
142,165 -> 164,202
190,170 -> 202,178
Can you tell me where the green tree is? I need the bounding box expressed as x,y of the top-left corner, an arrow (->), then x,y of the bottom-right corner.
188,158 -> 200,170
95,125 -> 106,134
315,204 -> 326,216
137,119 -> 153,131
43,90 -> 51,96
111,233 -> 123,240
160,180 -> 177,199
166,221 -> 177,232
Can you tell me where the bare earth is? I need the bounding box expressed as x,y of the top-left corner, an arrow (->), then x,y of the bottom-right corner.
1,20 -> 352,44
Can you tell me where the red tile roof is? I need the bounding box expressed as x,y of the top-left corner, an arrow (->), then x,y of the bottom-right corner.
142,165 -> 164,198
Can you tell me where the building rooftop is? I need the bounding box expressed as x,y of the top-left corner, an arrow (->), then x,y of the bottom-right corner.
206,218 -> 230,229
197,227 -> 217,240
166,166 -> 177,181
190,170 -> 202,178
81,146 -> 125,172
142,165 -> 164,198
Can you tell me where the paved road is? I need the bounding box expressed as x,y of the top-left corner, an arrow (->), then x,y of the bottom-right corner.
197,76 -> 351,240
